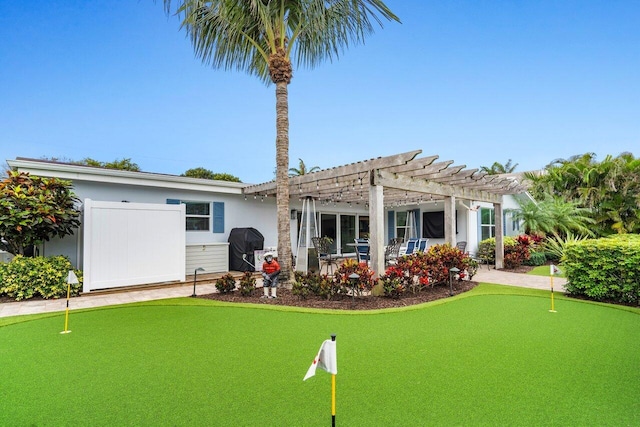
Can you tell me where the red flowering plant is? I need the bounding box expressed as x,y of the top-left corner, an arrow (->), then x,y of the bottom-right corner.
333,258 -> 375,297
504,235 -> 533,269
378,265 -> 409,298
423,244 -> 469,285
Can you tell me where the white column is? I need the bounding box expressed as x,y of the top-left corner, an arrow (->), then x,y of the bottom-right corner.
494,202 -> 504,269
444,196 -> 456,246
369,177 -> 385,278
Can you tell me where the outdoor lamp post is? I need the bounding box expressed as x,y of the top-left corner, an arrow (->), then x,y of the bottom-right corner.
192,267 -> 205,297
449,267 -> 460,296
349,273 -> 360,304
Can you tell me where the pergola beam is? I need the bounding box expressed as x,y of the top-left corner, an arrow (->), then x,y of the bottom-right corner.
373,170 -> 502,204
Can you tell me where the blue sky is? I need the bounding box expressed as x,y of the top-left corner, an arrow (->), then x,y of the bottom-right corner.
1,0 -> 638,184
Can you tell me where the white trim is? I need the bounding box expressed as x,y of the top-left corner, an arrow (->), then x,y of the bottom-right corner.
8,159 -> 246,195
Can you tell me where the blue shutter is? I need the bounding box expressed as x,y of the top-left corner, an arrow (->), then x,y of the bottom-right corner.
213,202 -> 225,233
387,210 -> 395,242
166,199 -> 181,205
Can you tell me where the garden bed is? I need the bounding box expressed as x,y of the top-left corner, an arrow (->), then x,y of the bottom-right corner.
198,280 -> 478,310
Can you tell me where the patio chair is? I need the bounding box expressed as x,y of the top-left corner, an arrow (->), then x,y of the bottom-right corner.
402,238 -> 419,256
311,237 -> 337,275
384,239 -> 403,266
416,238 -> 429,252
354,238 -> 370,264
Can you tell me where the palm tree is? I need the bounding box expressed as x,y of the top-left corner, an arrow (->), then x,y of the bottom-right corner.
163,1 -> 399,281
288,158 -> 320,176
480,159 -> 519,175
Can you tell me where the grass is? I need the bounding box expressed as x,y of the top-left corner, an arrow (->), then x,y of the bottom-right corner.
527,264 -> 566,277
1,284 -> 638,426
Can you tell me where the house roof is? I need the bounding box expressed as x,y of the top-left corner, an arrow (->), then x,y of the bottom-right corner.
243,150 -> 529,206
7,158 -> 246,195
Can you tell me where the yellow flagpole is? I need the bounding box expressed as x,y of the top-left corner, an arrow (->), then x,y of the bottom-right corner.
61,270 -> 78,334
331,374 -> 336,427
549,272 -> 557,313
61,282 -> 72,333
331,334 -> 336,427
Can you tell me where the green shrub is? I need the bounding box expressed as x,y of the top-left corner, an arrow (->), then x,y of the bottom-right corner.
0,255 -> 83,301
238,271 -> 256,296
563,234 -> 640,304
523,251 -> 547,266
215,274 -> 236,294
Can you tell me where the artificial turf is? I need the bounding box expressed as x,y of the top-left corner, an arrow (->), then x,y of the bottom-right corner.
527,265 -> 565,277
1,284 -> 638,426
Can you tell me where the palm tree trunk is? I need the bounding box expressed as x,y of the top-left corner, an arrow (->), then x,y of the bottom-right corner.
275,81 -> 292,283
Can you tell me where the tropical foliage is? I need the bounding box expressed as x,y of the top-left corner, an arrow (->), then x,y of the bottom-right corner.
480,159 -> 518,175
163,0 -> 400,282
0,171 -> 81,255
288,158 -> 320,176
509,196 -> 595,237
182,167 -> 241,182
524,152 -> 640,235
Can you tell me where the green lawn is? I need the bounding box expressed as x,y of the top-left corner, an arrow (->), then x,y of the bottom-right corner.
527,264 -> 566,277
1,284 -> 638,426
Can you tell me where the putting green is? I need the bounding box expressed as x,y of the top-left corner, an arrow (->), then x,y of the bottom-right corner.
1,285 -> 638,426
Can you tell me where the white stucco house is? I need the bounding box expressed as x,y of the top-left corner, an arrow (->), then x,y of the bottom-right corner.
6,151 -> 529,292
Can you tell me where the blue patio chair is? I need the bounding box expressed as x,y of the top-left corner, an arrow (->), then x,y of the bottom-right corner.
404,238 -> 419,256
417,238 -> 429,252
354,238 -> 370,263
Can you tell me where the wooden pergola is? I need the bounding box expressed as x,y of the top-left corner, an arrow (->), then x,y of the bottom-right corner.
243,150 -> 528,275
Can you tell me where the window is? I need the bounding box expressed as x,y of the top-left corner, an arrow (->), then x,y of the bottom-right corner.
422,211 -> 444,238
166,199 -> 225,233
396,212 -> 409,239
358,216 -> 369,239
480,208 -> 495,240
340,215 -> 356,254
185,202 -> 210,231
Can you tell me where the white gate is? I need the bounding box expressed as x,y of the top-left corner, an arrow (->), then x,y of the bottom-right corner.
83,199 -> 186,292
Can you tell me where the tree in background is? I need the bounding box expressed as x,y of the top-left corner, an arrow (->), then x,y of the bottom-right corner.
480,159 -> 519,175
510,196 -> 595,237
182,167 -> 241,182
288,158 -> 320,176
39,156 -> 141,171
163,0 -> 399,280
0,171 -> 81,255
79,158 -> 140,171
524,152 -> 640,236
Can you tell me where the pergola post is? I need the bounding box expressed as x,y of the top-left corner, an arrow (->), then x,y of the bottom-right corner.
494,202 -> 504,269
444,196 -> 456,246
369,176 -> 385,278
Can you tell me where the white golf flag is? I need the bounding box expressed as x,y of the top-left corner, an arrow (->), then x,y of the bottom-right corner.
303,339 -> 337,381
550,264 -> 561,276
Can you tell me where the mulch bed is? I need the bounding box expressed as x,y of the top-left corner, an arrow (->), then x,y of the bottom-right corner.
197,280 -> 478,311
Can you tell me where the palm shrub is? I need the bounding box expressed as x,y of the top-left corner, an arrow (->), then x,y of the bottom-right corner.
214,273 -> 236,294
0,255 -> 82,301
238,271 -> 256,296
562,234 -> 640,304
543,232 -> 590,262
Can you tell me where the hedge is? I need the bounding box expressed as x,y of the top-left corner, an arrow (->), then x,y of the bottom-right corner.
563,234 -> 640,305
0,255 -> 83,301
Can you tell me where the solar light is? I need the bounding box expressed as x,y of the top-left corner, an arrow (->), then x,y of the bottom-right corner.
449,267 -> 460,296
192,267 -> 205,297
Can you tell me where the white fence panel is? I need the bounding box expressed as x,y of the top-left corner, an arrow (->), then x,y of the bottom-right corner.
83,199 -> 185,292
